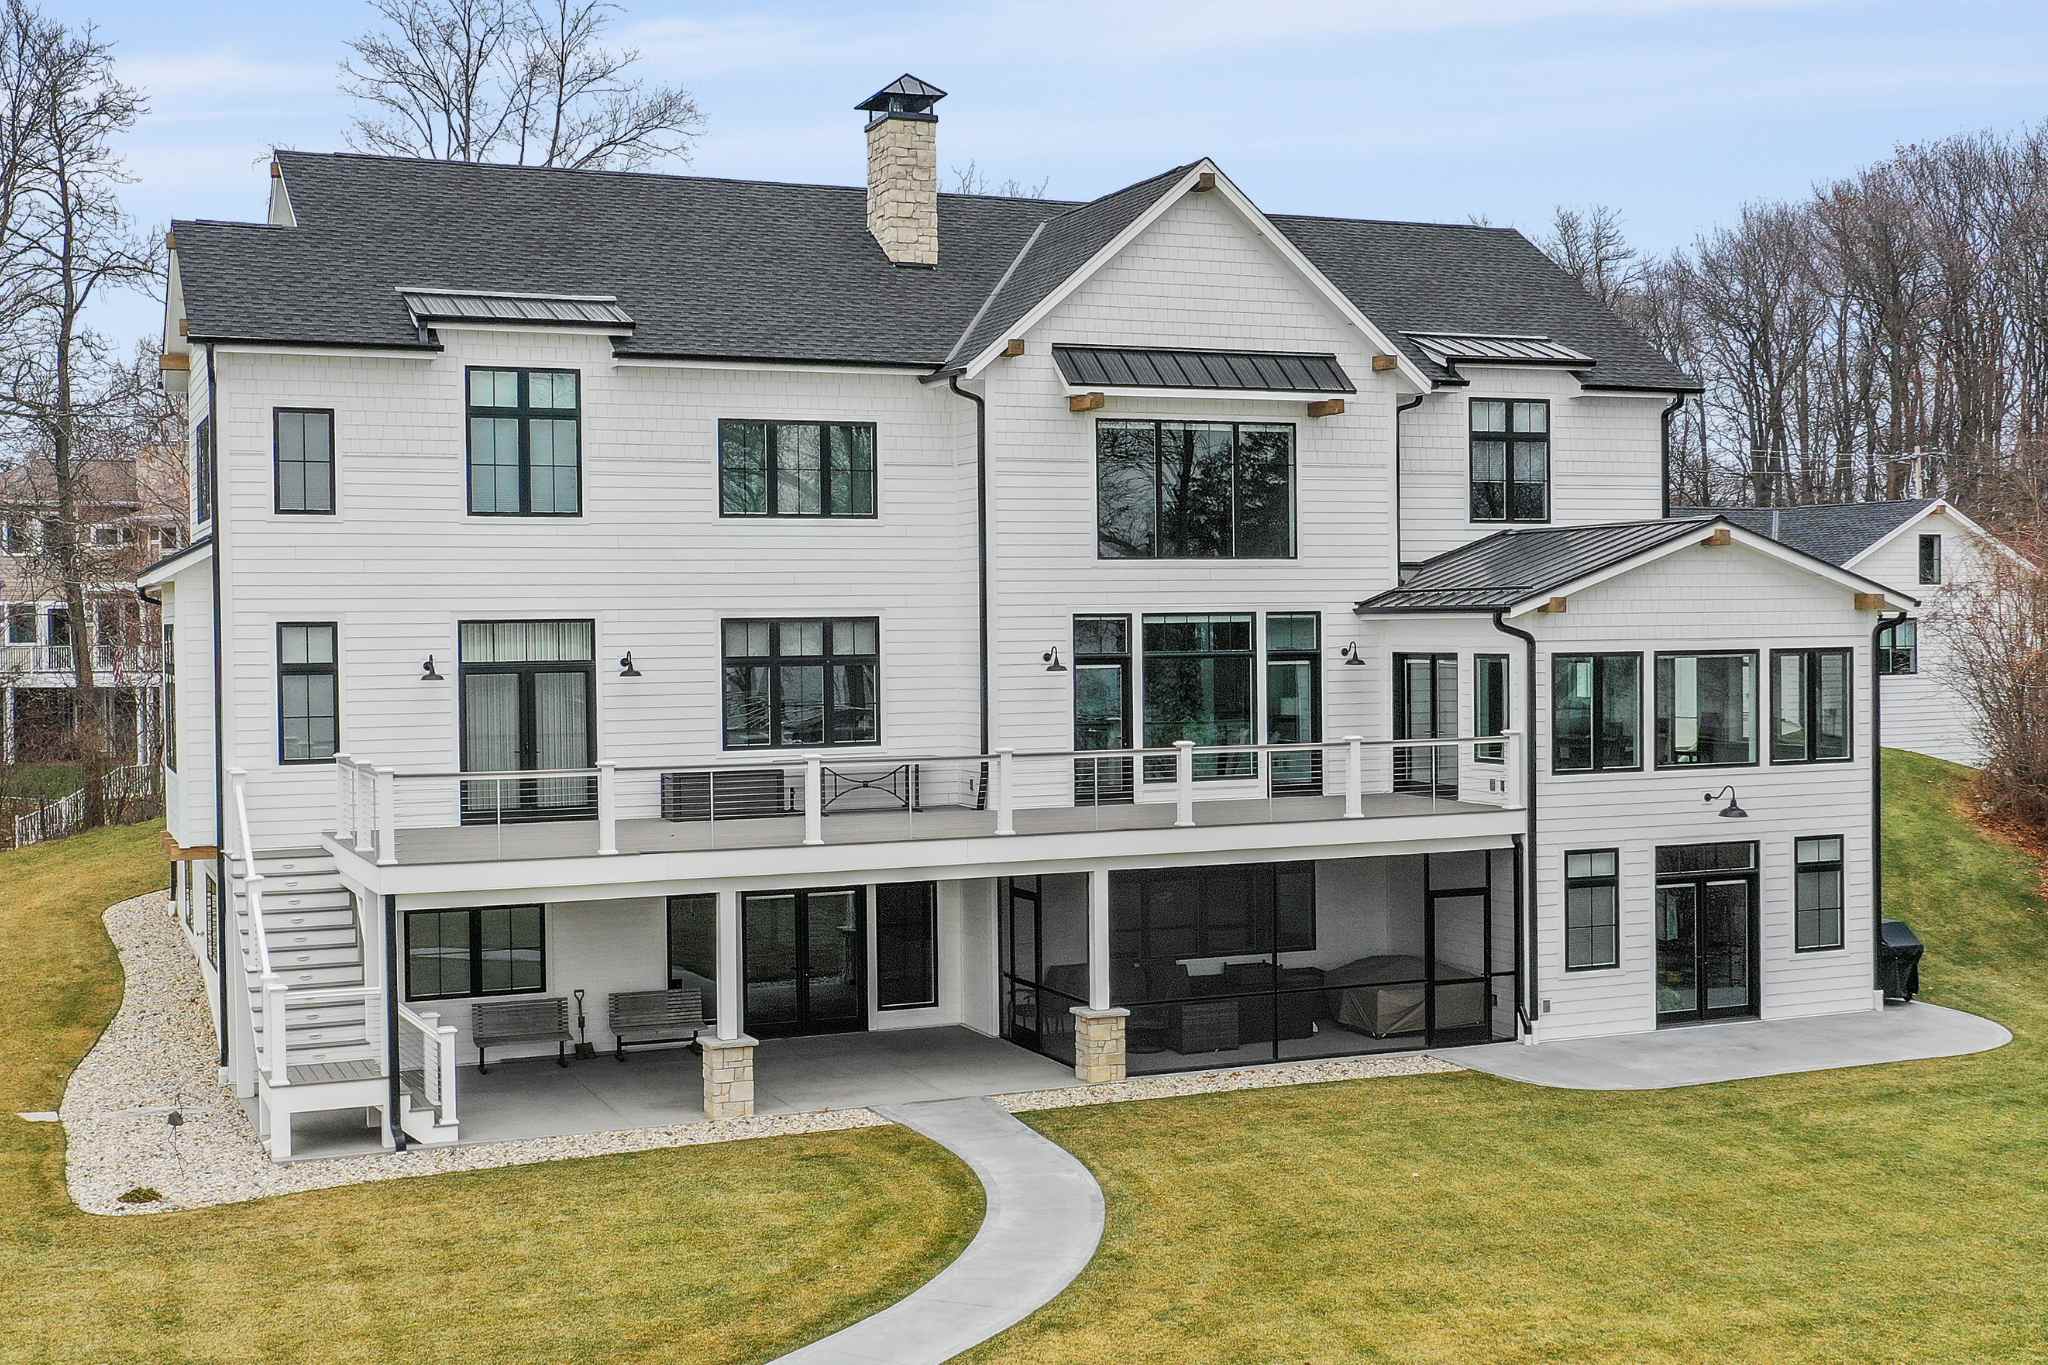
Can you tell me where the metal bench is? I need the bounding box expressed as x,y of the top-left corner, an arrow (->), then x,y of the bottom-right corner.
607,987 -> 708,1060
471,996 -> 573,1073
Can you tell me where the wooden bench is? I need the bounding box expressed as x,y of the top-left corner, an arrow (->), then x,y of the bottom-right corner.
471,996 -> 573,1073
607,988 -> 707,1060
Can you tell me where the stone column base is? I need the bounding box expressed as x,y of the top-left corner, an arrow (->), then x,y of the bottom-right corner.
701,1034 -> 758,1120
1070,1007 -> 1129,1084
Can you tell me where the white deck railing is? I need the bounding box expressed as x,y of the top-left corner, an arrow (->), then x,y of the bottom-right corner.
333,732 -> 1525,867
228,767 -> 292,1086
396,1002 -> 459,1127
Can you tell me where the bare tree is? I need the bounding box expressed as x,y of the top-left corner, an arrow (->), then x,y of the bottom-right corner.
1543,204 -> 1643,310
948,160 -> 1048,199
341,0 -> 703,171
1932,521 -> 2048,822
0,0 -> 159,826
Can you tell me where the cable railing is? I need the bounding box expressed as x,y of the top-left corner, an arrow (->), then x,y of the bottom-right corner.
396,1001 -> 458,1129
331,732 -> 1525,865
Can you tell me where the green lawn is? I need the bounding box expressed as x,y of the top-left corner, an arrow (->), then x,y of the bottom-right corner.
973,749 -> 2047,1362
0,761 -> 87,803
0,821 -> 980,1364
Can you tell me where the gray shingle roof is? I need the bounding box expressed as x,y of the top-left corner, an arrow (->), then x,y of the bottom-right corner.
1669,500 -> 1936,566
1357,518 -> 1715,613
171,151 -> 1698,390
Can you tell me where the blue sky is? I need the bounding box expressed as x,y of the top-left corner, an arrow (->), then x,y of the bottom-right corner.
85,0 -> 2047,346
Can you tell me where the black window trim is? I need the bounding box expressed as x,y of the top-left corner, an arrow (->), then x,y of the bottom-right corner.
162,620 -> 176,771
720,615 -> 883,751
1475,651 -> 1509,764
272,406 -> 337,516
875,881 -> 941,1011
1562,846 -> 1620,972
1918,533 -> 1942,585
456,616 -> 599,779
1551,651 -> 1644,774
194,414 -> 214,525
1468,397 -> 1551,525
1877,617 -> 1918,676
717,418 -> 880,520
1769,647 -> 1855,766
463,365 -> 584,518
665,893 -> 719,1020
1094,417 -> 1299,561
1793,834 -> 1847,953
403,905 -> 549,1002
1651,648 -> 1760,771
276,620 -> 340,766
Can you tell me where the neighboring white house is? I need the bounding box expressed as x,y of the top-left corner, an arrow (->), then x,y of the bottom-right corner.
145,75 -> 1922,1158
1676,499 -> 2019,768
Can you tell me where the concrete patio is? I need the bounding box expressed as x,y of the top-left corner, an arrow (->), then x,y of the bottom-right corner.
288,1026 -> 1078,1158
1431,1001 -> 2011,1090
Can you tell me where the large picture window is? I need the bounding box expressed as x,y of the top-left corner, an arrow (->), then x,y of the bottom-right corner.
1654,651 -> 1757,768
1552,653 -> 1640,773
1771,649 -> 1851,763
1795,836 -> 1845,951
273,408 -> 335,514
277,622 -> 339,763
1877,619 -> 1917,675
722,617 -> 879,749
1470,399 -> 1549,522
405,906 -> 546,1000
719,420 -> 876,518
1563,849 -> 1619,971
876,881 -> 939,1009
1141,613 -> 1254,780
1096,420 -> 1294,559
466,368 -> 580,516
667,894 -> 718,1022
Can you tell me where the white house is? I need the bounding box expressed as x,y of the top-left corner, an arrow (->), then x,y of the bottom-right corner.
144,75 -> 1924,1158
1676,498 -> 2020,768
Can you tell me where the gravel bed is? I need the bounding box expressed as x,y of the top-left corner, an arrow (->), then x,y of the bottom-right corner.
997,1052 -> 1458,1113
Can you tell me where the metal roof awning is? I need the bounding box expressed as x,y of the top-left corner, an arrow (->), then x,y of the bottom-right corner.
1053,345 -> 1355,395
399,288 -> 635,331
1405,332 -> 1593,369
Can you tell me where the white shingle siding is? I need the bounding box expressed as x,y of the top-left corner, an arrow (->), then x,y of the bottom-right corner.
1854,508 -> 1990,768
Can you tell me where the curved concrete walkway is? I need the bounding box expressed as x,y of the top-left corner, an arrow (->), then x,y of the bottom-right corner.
773,1097 -> 1103,1365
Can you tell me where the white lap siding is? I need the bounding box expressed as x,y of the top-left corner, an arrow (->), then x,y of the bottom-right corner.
1530,542 -> 1877,1041
1852,508 -> 1992,769
207,334 -> 977,851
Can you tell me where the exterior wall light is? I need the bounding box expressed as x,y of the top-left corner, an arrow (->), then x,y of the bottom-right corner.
420,654 -> 443,681
1703,785 -> 1748,818
1340,641 -> 1366,666
619,651 -> 642,678
1042,646 -> 1067,673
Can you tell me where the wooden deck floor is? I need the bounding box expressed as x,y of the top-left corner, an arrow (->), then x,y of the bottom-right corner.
287,1057 -> 382,1085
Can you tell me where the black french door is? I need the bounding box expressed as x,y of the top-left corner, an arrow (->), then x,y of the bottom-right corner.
1394,653 -> 1459,799
742,888 -> 866,1037
460,662 -> 595,822
1655,843 -> 1760,1024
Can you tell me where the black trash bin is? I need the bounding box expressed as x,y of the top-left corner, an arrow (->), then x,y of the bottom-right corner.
1877,919 -> 1924,1003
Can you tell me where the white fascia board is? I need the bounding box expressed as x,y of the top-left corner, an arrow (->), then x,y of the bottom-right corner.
138,540 -> 212,589
1503,522 -> 1919,619
613,357 -> 927,378
1845,500 -> 2035,574
162,254 -> 187,359
211,343 -> 440,362
267,165 -> 295,226
1061,383 -> 1345,405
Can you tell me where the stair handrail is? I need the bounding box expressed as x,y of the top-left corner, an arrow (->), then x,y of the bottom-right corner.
227,767 -> 290,1086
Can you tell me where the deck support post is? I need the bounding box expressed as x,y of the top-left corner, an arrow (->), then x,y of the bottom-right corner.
993,748 -> 1015,835
375,766 -> 397,866
714,889 -> 742,1041
1087,870 -> 1111,1009
595,761 -> 618,855
384,893 -> 407,1152
802,754 -> 824,846
1343,735 -> 1364,818
1172,740 -> 1196,827
1069,1007 -> 1129,1084
333,754 -> 354,843
701,1034 -> 758,1120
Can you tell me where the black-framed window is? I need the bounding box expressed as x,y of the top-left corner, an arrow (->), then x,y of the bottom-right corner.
1073,615 -> 1133,805
1552,653 -> 1640,772
406,906 -> 546,1000
6,601 -> 35,645
1918,533 -> 1942,585
667,893 -> 717,1023
719,420 -> 877,518
277,622 -> 338,764
1476,653 -> 1509,763
1654,651 -> 1757,768
273,408 -> 335,514
466,367 -> 580,516
204,874 -> 218,967
1877,619 -> 1918,676
162,622 -> 176,770
1563,848 -> 1619,971
194,415 -> 213,524
876,881 -> 939,1010
1265,612 -> 1321,795
1771,649 -> 1852,764
1108,863 -> 1316,962
1470,399 -> 1549,522
722,617 -> 879,749
1141,613 -> 1255,780
458,620 -> 597,822
1795,836 -> 1845,951
1096,419 -> 1295,559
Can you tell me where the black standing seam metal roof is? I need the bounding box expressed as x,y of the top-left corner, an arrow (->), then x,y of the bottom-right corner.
1670,500 -> 1938,567
169,151 -> 1700,391
1052,345 -> 1353,394
1356,518 -> 1717,613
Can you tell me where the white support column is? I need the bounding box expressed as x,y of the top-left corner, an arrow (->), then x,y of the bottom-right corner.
705,889 -> 755,1118
993,748 -> 1015,835
715,889 -> 742,1041
1087,869 -> 1111,1010
1343,735 -> 1364,818
595,760 -> 618,855
375,766 -> 397,867
802,754 -> 824,846
1172,740 -> 1196,828
1502,728 -> 1524,807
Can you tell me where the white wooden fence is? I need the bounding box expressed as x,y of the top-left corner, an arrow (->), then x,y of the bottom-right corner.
11,765 -> 157,846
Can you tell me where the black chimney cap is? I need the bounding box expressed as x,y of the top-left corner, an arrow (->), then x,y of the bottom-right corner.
857,73 -> 947,118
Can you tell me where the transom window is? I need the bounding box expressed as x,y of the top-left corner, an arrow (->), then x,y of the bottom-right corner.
1096,420 -> 1295,559
1771,649 -> 1852,763
1918,533 -> 1942,585
405,906 -> 546,1000
719,420 -> 876,518
277,623 -> 338,764
1795,836 -> 1845,951
1877,619 -> 1917,676
1141,613 -> 1255,780
1552,653 -> 1640,773
1564,849 -> 1619,971
273,408 -> 335,514
1470,399 -> 1549,522
722,618 -> 880,749
1654,652 -> 1757,768
466,368 -> 580,516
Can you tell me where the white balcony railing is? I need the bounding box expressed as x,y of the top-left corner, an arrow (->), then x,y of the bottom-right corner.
333,732 -> 1525,868
13,644 -> 153,675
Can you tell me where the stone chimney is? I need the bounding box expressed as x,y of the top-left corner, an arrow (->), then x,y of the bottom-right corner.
857,74 -> 946,267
